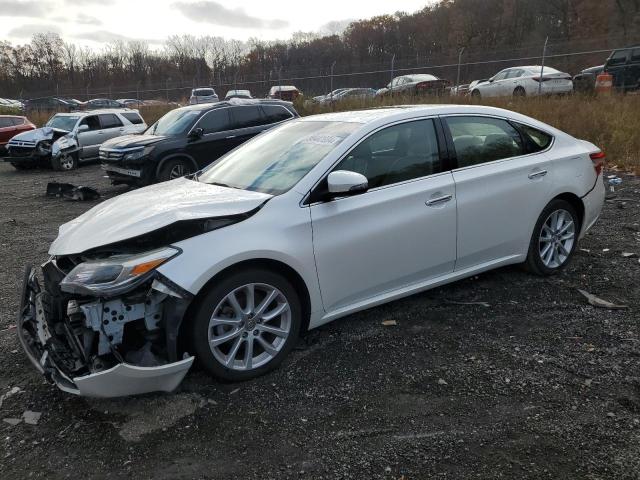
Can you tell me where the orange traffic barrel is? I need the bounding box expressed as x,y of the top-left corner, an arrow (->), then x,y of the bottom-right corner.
595,73 -> 613,95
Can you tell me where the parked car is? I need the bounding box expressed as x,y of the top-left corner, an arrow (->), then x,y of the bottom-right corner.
225,90 -> 252,100
82,98 -> 125,110
0,98 -> 24,110
100,99 -> 298,186
19,105 -> 605,397
604,46 -> 640,91
319,88 -> 376,104
5,109 -> 146,171
573,65 -> 604,93
470,66 -> 573,98
117,98 -> 145,108
450,79 -> 488,97
377,74 -> 450,97
268,86 -> 302,101
311,89 -> 349,103
189,87 -> 219,105
25,97 -> 79,113
0,115 -> 35,154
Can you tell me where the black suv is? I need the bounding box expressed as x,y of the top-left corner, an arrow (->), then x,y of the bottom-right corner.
604,46 -> 640,91
100,99 -> 298,185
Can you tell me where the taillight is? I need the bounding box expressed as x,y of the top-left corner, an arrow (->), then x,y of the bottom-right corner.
590,151 -> 606,176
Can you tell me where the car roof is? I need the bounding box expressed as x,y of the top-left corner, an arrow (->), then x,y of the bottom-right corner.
298,105 -> 558,129
53,109 -> 136,116
0,114 -> 23,118
180,98 -> 292,112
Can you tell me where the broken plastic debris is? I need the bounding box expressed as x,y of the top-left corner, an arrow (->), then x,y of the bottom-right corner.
445,300 -> 490,308
621,252 -> 637,258
0,386 -> 22,409
437,378 -> 448,385
381,319 -> 397,326
23,411 -> 41,425
46,182 -> 100,201
3,418 -> 21,426
577,289 -> 628,310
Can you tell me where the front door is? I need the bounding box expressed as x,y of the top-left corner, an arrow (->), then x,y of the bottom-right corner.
310,118 -> 457,313
186,107 -> 234,168
76,115 -> 102,159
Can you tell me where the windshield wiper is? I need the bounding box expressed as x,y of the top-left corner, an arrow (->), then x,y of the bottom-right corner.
208,181 -> 237,189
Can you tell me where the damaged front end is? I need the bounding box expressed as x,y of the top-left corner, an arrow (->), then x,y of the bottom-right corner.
17,249 -> 194,398
5,127 -> 78,167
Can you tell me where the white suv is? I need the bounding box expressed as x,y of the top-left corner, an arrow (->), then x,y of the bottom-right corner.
189,87 -> 219,105
17,105 -> 605,397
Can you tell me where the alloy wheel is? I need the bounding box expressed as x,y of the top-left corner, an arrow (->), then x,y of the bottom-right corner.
538,209 -> 575,268
207,283 -> 292,371
59,154 -> 74,170
169,163 -> 189,179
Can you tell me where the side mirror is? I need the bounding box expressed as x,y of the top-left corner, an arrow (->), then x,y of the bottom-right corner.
189,127 -> 204,139
77,124 -> 89,133
327,170 -> 368,196
489,77 -> 495,83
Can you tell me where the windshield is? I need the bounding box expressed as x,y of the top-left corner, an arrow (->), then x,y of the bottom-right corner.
45,115 -> 80,131
198,120 -> 360,195
147,108 -> 202,136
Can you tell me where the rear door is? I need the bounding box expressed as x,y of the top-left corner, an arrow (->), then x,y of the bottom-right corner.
443,115 -> 553,270
310,118 -> 457,312
98,113 -> 125,141
186,107 -> 233,167
606,49 -> 630,89
228,105 -> 268,148
0,117 -> 16,145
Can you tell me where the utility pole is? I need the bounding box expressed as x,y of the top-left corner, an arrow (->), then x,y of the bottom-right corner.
456,47 -> 465,92
539,36 -> 549,95
330,60 -> 336,105
390,53 -> 396,97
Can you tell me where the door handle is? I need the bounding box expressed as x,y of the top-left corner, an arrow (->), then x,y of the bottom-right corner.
425,194 -> 453,206
528,169 -> 548,179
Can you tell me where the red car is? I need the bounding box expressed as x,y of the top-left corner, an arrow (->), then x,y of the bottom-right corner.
0,116 -> 36,152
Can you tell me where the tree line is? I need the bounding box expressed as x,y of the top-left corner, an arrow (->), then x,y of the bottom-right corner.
1,0 -> 639,100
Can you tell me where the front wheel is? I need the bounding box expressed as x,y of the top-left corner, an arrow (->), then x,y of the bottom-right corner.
525,199 -> 579,276
471,89 -> 481,98
513,86 -> 527,97
158,158 -> 194,182
51,152 -> 78,171
191,268 -> 302,382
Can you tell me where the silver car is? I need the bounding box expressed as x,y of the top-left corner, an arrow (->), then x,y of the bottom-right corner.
189,87 -> 219,105
5,109 -> 147,171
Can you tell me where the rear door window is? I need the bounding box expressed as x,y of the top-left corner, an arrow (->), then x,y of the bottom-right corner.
99,114 -> 123,129
231,106 -> 264,129
198,108 -> 231,134
261,105 -> 293,123
445,116 -> 525,168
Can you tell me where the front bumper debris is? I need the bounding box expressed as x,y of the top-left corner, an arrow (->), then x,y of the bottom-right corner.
17,263 -> 194,398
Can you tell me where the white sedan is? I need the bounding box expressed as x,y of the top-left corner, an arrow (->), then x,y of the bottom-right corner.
18,105 -> 605,397
470,66 -> 573,98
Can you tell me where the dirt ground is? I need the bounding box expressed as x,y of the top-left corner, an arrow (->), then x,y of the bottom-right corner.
0,162 -> 638,480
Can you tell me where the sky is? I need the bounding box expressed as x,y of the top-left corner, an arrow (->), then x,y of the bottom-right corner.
0,0 -> 433,48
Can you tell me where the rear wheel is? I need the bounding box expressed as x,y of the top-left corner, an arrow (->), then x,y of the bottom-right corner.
51,152 -> 78,171
513,86 -> 527,97
158,158 -> 194,182
191,268 -> 302,382
525,199 -> 579,276
471,89 -> 481,98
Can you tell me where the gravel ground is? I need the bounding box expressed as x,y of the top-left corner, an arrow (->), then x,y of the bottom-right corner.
0,162 -> 639,480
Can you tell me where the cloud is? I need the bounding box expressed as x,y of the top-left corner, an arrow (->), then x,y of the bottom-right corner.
76,13 -> 102,25
173,1 -> 288,29
64,0 -> 115,4
0,0 -> 52,17
9,23 -> 62,37
72,30 -> 162,45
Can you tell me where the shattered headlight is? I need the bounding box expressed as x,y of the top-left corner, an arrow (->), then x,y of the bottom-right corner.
60,247 -> 180,297
123,146 -> 154,162
37,140 -> 52,154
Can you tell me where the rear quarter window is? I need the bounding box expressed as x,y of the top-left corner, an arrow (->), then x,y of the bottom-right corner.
261,105 -> 293,123
122,112 -> 144,125
517,123 -> 553,152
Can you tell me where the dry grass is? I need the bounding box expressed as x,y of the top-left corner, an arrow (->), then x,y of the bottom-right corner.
4,94 -> 638,172
296,93 -> 640,172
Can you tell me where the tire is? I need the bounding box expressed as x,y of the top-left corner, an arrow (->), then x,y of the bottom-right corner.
158,157 -> 194,182
525,199 -> 580,276
471,89 -> 481,98
191,268 -> 302,382
51,152 -> 78,171
513,86 -> 526,97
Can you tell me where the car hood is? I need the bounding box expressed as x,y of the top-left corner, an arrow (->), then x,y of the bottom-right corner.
9,127 -> 70,143
49,177 -> 273,255
101,134 -> 167,149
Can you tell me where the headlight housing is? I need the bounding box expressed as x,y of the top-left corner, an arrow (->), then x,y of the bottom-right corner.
123,146 -> 154,162
60,247 -> 180,297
